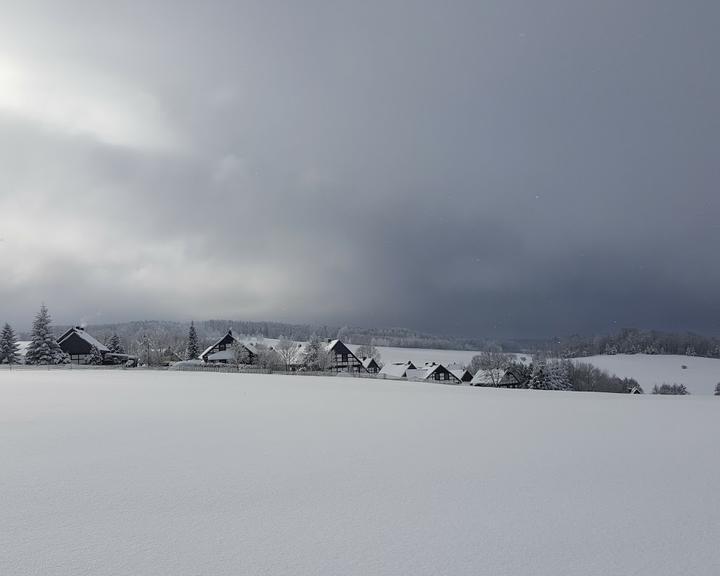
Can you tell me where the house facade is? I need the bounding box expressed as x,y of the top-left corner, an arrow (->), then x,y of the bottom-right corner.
325,339 -> 367,373
361,357 -> 381,374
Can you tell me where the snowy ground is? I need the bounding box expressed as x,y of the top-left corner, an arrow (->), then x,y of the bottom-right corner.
1,370 -> 718,575
578,354 -> 720,395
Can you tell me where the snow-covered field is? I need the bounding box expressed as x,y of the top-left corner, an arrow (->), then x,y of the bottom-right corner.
1,370 -> 718,575
578,354 -> 720,395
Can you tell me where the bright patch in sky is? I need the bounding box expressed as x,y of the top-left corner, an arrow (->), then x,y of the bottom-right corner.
0,53 -> 179,151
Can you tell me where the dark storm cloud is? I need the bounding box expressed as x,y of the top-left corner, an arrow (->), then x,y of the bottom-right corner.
0,0 -> 718,337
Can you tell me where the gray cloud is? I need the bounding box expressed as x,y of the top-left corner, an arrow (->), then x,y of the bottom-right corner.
0,0 -> 718,337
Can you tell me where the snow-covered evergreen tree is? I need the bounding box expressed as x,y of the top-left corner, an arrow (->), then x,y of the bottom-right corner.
87,345 -> 104,365
714,382 -> 720,396
25,305 -> 67,365
108,333 -> 124,354
185,322 -> 200,360
529,360 -> 550,390
0,323 -> 20,364
546,360 -> 572,391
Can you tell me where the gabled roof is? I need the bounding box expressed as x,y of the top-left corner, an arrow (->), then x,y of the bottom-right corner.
451,369 -> 472,382
200,329 -> 257,361
424,363 -> 461,382
404,363 -> 461,383
379,361 -> 416,378
57,327 -> 109,352
361,357 -> 380,370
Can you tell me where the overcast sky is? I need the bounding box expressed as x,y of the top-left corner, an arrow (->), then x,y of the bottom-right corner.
0,1 -> 718,337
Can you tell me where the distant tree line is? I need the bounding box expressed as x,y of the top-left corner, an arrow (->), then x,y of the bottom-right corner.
552,328 -> 720,360
651,384 -> 689,395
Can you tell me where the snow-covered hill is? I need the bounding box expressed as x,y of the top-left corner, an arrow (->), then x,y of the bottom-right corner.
577,354 -> 720,395
1,370 -> 718,575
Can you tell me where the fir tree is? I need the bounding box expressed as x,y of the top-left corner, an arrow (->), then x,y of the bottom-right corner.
25,305 -> 67,365
0,323 -> 20,365
108,333 -> 124,354
87,345 -> 104,365
715,383 -> 720,396
185,321 -> 200,360
528,357 -> 550,390
546,360 -> 572,391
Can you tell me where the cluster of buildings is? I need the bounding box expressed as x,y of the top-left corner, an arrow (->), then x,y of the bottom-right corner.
198,329 -> 478,384
199,330 -> 372,373
12,326 -> 138,366
15,326 -> 524,388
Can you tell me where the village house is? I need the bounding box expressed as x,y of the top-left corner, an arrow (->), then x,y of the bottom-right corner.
361,356 -> 381,374
200,329 -> 258,364
325,339 -> 368,373
447,363 -> 473,383
406,362 -> 462,384
472,366 -> 527,388
57,326 -> 110,364
379,361 -> 417,379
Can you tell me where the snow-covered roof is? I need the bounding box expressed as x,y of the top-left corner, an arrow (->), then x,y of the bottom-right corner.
451,369 -> 471,382
404,363 -> 462,383
471,369 -> 504,386
325,339 -> 340,351
58,327 -> 109,352
361,357 -> 379,369
379,361 -> 414,378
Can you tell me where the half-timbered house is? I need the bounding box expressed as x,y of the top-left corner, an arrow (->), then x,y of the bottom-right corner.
325,339 -> 367,373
